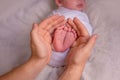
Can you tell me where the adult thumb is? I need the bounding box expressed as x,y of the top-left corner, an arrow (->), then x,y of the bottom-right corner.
84,34 -> 98,51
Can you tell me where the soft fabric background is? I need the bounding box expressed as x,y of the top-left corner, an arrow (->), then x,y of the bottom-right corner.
0,0 -> 120,80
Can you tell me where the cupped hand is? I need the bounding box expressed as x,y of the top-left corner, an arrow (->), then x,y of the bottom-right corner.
30,15 -> 66,64
66,17 -> 97,67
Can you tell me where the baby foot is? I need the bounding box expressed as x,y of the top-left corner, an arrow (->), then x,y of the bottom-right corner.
52,26 -> 67,52
63,27 -> 77,50
53,26 -> 77,52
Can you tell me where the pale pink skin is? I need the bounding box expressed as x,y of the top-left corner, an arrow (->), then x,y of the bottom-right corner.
53,26 -> 77,52
55,0 -> 86,11
52,0 -> 86,52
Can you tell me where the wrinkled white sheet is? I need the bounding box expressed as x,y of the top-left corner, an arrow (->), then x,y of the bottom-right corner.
0,0 -> 120,80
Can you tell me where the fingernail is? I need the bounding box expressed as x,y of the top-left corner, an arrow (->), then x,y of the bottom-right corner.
93,34 -> 98,38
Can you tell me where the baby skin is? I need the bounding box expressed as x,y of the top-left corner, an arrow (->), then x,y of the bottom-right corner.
53,25 -> 77,52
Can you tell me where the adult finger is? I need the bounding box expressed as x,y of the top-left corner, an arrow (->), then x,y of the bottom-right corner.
73,17 -> 89,37
67,18 -> 80,34
49,18 -> 66,34
31,23 -> 39,36
84,34 -> 97,51
39,14 -> 60,28
30,23 -> 39,44
45,15 -> 65,31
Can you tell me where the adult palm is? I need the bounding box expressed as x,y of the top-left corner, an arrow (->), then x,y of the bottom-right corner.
66,17 -> 97,67
30,15 -> 66,64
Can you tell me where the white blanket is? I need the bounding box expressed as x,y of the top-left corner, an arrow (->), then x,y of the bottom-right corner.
0,0 -> 120,80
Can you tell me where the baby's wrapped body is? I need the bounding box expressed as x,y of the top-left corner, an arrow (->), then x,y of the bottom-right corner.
48,7 -> 93,67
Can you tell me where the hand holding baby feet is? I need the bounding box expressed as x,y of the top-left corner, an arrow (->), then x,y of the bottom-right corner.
66,17 -> 97,67
52,25 -> 77,52
30,15 -> 66,64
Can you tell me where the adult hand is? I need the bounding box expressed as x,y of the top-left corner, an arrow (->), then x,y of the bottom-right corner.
0,15 -> 67,80
30,15 -> 66,64
66,17 -> 97,67
58,18 -> 97,80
